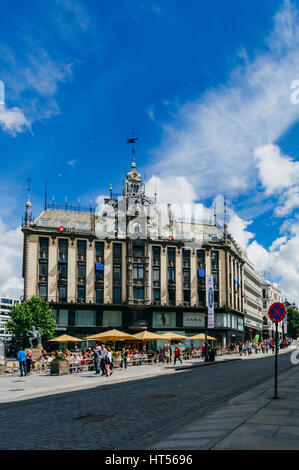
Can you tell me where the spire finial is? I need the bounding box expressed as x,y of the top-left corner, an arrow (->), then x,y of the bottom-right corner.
127,129 -> 139,169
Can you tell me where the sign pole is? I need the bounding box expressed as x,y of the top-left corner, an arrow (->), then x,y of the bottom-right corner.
274,322 -> 278,399
268,302 -> 286,400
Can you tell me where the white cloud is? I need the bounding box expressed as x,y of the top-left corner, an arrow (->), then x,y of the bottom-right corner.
148,0 -> 299,206
247,222 -> 299,305
254,144 -> 299,216
254,144 -> 299,195
67,159 -> 78,167
0,104 -> 30,135
0,219 -> 23,299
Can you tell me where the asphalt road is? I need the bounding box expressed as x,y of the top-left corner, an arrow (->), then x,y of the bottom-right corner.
1,351 -> 295,450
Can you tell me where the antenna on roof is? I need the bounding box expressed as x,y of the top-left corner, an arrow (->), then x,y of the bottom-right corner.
214,202 -> 217,226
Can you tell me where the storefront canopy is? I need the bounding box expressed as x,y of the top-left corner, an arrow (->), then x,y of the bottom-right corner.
47,334 -> 83,343
84,329 -> 137,342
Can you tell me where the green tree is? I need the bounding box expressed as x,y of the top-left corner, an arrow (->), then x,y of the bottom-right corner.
6,295 -> 56,345
286,306 -> 299,338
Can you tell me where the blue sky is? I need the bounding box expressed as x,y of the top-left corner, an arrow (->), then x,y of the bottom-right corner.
0,0 -> 299,303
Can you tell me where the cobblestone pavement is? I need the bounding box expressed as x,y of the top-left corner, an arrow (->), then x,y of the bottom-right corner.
0,351 -> 295,450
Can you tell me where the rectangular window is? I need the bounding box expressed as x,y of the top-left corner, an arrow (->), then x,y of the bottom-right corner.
153,266 -> 160,281
168,267 -> 175,282
113,287 -> 121,302
95,241 -> 104,256
168,247 -> 176,260
77,240 -> 86,255
58,285 -> 67,302
102,310 -> 122,327
183,249 -> 190,262
133,264 -> 144,279
77,286 -> 86,301
58,262 -> 67,279
212,270 -> 219,286
133,243 -> 144,257
75,310 -> 95,326
183,268 -> 190,283
197,250 -> 205,267
211,250 -> 219,268
133,287 -> 144,299
168,288 -> 176,305
153,246 -> 160,260
113,243 -> 122,257
198,289 -> 206,306
58,239 -> 68,254
237,317 -> 244,331
52,309 -> 68,326
153,288 -> 160,301
78,262 -> 86,278
113,264 -> 121,279
39,237 -> 49,252
232,315 -> 238,330
39,260 -> 48,276
95,287 -> 103,303
183,290 -> 190,302
39,284 -> 47,298
153,311 -> 176,328
96,269 -> 104,281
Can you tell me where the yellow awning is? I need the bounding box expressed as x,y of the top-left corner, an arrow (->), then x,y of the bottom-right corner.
47,334 -> 83,343
84,329 -> 137,342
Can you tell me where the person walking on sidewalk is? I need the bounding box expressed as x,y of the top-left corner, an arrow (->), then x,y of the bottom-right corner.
121,346 -> 128,369
17,347 -> 27,377
93,346 -> 100,374
239,342 -> 243,357
174,346 -> 183,364
99,344 -> 108,375
26,350 -> 33,375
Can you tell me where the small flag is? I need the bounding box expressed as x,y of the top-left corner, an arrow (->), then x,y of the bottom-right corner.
253,334 -> 259,344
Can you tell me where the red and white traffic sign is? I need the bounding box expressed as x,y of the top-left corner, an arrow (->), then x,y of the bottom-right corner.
58,226 -> 65,232
268,302 -> 286,323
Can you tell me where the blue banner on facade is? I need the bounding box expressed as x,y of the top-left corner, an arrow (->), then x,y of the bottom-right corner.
198,268 -> 205,278
96,262 -> 104,271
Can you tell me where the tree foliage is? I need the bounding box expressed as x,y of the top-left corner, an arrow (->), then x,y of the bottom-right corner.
286,306 -> 299,338
6,295 -> 56,344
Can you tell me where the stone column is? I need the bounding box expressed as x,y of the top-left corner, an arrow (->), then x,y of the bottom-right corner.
26,234 -> 39,299
219,250 -> 226,308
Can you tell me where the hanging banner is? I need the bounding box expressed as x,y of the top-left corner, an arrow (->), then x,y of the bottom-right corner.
283,314 -> 288,334
207,275 -> 214,328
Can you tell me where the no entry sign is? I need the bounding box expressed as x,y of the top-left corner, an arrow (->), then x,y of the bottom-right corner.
268,302 -> 286,323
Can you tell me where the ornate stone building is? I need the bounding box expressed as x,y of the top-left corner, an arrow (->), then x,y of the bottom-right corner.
21,158 -> 264,346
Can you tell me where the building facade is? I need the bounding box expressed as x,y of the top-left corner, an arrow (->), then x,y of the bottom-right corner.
21,159 -> 264,347
242,255 -> 263,341
0,297 -> 20,342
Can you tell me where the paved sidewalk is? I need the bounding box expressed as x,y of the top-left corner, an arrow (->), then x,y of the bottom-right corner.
150,362 -> 299,450
0,347 -> 293,404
